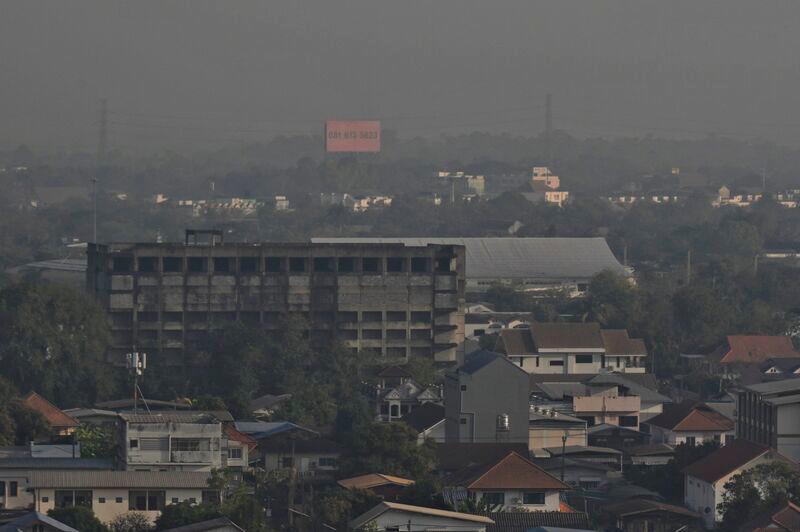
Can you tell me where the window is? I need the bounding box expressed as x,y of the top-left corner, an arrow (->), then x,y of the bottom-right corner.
319,457 -> 338,467
549,360 -> 564,367
172,439 -> 203,452
410,329 -> 431,340
579,480 -> 600,489
129,490 -> 165,511
410,311 -> 431,323
363,329 -> 382,340
282,457 -> 294,468
189,498 -> 197,504
116,497 -> 123,503
619,416 -> 638,427
98,497 -> 106,503
337,257 -> 356,272
435,257 -> 452,273
387,257 -> 405,272
523,491 -> 545,505
362,257 -> 381,273
411,257 -> 429,273
171,497 -> 179,504
0,481 -> 4,497
138,257 -> 158,272
460,385 -> 467,391
289,257 -> 307,272
460,417 -> 467,425
387,329 -> 406,340
685,436 -> 696,446
239,256 -> 259,273
386,311 -> 406,321
313,257 -> 335,272
55,490 -> 92,509
266,257 -> 284,272
229,447 -> 243,459
363,311 -> 382,322
112,257 -> 133,272
481,492 -> 505,506
187,257 -> 207,273
713,434 -> 721,443
42,496 -> 49,503
129,439 -> 139,449
575,354 -> 593,364
9,481 -> 17,497
163,257 -> 183,272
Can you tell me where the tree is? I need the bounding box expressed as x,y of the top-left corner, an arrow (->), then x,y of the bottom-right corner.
587,270 -> 639,330
7,398 -> 50,445
47,506 -> 108,532
0,281 -> 114,407
624,442 -> 719,503
154,502 -> 222,530
75,425 -> 116,458
339,422 -> 436,479
109,512 -> 152,532
718,461 -> 800,531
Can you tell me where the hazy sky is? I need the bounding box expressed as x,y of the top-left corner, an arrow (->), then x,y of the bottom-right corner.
3,1 -> 800,152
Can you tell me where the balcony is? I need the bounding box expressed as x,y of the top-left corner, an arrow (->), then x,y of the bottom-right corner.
171,450 -> 215,464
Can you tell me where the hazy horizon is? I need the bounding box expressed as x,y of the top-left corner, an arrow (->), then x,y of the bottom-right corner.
4,1 -> 800,152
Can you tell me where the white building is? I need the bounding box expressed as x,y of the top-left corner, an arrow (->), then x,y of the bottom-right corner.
350,501 -> 494,532
738,379 -> 800,461
646,401 -> 734,447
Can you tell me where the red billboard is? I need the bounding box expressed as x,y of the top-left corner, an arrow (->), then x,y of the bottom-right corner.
325,120 -> 381,153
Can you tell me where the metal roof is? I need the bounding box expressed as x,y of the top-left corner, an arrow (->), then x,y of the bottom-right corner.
0,458 -> 114,470
310,237 -> 626,280
27,470 -> 211,489
746,379 -> 800,395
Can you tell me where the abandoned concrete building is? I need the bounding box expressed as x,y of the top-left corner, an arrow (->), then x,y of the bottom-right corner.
87,232 -> 466,367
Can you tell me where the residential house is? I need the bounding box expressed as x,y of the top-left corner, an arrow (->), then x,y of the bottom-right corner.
402,402 -> 445,443
261,438 -> 340,480
587,424 -> 650,450
602,499 -> 703,532
62,408 -> 119,428
484,511 -> 591,532
707,335 -> 798,375
600,330 -> 648,373
543,445 -> 623,472
531,167 -> 561,190
759,357 -> 800,377
737,379 -> 800,461
444,350 -> 530,444
531,456 -> 618,489
573,394 -> 641,429
433,442 -> 529,477
443,452 -> 570,511
376,367 -> 440,421
738,501 -> 800,532
528,408 -> 588,451
337,474 -> 414,501
625,444 -> 675,466
222,425 -> 256,481
350,502 -> 494,532
27,470 -> 214,525
119,412 -> 224,472
21,393 -> 79,437
161,517 -> 245,532
682,439 -> 795,528
0,512 -> 78,532
645,401 -> 734,447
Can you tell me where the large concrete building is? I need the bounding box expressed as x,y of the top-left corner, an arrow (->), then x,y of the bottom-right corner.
87,232 -> 465,366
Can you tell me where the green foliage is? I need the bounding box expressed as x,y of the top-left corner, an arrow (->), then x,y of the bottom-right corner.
624,442 -> 719,503
397,477 -> 448,509
403,357 -> 439,387
75,424 -> 116,458
109,512 -> 152,532
47,506 -> 108,532
314,487 -> 381,531
718,461 -> 800,531
191,395 -> 228,411
4,398 -> 51,445
0,281 -> 115,407
587,270 -> 639,329
154,502 -> 222,530
338,422 -> 437,479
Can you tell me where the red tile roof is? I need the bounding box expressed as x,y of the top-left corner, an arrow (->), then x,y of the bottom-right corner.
681,439 -> 770,484
224,424 -> 257,452
451,452 -> 569,491
717,335 -> 797,364
646,401 -> 733,432
22,392 -> 79,429
772,502 -> 800,531
338,473 -> 415,491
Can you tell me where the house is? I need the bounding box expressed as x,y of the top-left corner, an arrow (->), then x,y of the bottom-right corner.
27,470 -> 214,525
529,408 -> 588,451
377,377 -> 440,422
261,438 -> 340,479
625,444 -> 675,466
21,393 -> 79,437
433,442 -> 530,476
573,394 -> 641,429
531,456 -> 618,489
162,517 -> 245,532
682,439 -> 795,528
444,350 -> 530,444
738,501 -> 800,532
707,335 -> 798,372
737,378 -> 800,461
587,424 -> 650,450
401,402 -> 445,443
497,324 -> 648,374
602,498 -> 703,532
222,425 -> 256,481
645,401 -> 734,447
249,394 -> 292,418
443,452 -> 569,511
484,511 -> 591,532
758,357 -> 800,377
62,408 -> 119,428
119,412 -> 224,472
532,167 -> 561,189
337,473 -> 414,500
350,502 -> 494,531
0,511 -> 79,532
543,445 -> 623,472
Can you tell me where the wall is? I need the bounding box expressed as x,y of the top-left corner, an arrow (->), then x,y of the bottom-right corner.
0,473 -> 33,509
369,509 -> 487,532
650,426 -> 731,446
528,425 -> 587,450
263,451 -> 339,474
471,488 -> 560,512
777,402 -> 800,461
124,421 -> 222,471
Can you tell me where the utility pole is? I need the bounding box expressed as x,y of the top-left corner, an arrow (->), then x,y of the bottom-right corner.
545,93 -> 553,168
560,434 -> 567,481
92,177 -> 98,243
686,249 -> 692,284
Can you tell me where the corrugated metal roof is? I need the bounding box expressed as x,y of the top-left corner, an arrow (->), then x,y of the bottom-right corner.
119,411 -> 228,423
0,458 -> 114,470
310,237 -> 626,280
27,470 -> 211,489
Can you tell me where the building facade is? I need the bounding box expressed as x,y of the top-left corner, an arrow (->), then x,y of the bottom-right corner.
738,379 -> 800,461
88,235 -> 465,366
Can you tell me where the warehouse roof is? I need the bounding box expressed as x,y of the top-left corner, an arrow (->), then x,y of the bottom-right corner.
310,237 -> 626,280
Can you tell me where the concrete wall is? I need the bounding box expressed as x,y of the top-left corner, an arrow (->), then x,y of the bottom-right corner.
0,473 -> 33,510
528,426 -> 587,450
124,421 -> 222,471
471,488 -> 560,511
367,509 -> 487,532
649,426 -> 731,446
777,402 -> 800,461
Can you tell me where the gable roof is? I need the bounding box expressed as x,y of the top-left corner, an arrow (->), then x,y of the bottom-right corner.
250,393 -> 291,412
22,392 -> 79,429
448,451 -> 569,491
162,517 -> 245,532
0,511 -> 79,532
529,373 -> 670,405
496,329 -> 537,356
435,442 -> 530,472
759,357 -> 800,374
350,501 -> 494,530
484,511 -> 591,532
646,401 -> 733,432
224,424 -> 258,452
603,498 -> 702,519
401,402 -> 444,433
682,439 -> 771,484
459,349 -> 527,376
717,335 -> 797,364
530,323 -> 604,350
600,330 -> 647,356
337,473 -> 415,491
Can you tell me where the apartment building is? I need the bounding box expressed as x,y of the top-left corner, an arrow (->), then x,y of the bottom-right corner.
738,379 -> 800,461
87,233 -> 465,366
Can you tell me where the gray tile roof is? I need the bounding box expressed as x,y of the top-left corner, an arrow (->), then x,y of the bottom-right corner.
310,237 -> 626,280
119,411 -> 229,423
27,470 -> 211,489
483,511 -> 591,532
162,517 -> 244,532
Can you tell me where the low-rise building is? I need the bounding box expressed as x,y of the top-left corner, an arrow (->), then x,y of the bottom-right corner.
402,402 -> 445,444
528,408 -> 587,451
337,473 -> 414,501
573,394 -> 641,429
587,424 -> 650,450
261,438 -> 340,480
602,499 -> 703,532
707,335 -> 798,375
737,379 -> 800,461
646,401 -> 734,447
21,392 -> 79,437
350,502 -> 494,532
682,439 -> 794,528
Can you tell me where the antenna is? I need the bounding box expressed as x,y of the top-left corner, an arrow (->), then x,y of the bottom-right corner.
126,349 -> 147,414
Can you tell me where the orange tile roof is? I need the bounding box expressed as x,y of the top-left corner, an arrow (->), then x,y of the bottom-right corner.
224,424 -> 258,452
772,502 -> 800,531
338,473 -> 415,491
459,452 -> 570,491
718,335 -> 797,364
22,392 -> 79,429
646,401 -> 733,432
